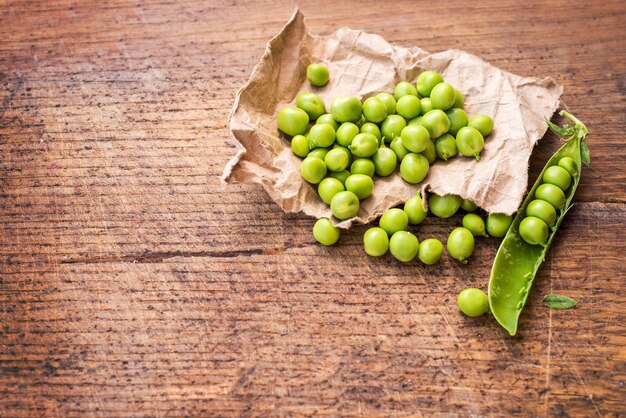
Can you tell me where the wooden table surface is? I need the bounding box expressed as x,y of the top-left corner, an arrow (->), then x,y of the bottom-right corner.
1,0 -> 625,416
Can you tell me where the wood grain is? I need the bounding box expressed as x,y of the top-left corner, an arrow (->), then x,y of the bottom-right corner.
1,0 -> 625,416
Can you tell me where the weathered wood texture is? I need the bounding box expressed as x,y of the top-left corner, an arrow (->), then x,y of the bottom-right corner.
1,0 -> 625,416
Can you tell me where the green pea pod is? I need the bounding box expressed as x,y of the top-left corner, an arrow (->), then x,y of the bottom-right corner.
488,111 -> 589,336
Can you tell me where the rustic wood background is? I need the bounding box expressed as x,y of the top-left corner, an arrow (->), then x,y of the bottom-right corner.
1,0 -> 625,416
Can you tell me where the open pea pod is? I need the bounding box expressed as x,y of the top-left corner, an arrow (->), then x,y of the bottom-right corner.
488,111 -> 590,336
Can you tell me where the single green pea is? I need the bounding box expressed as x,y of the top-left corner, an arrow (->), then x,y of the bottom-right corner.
308,123 -> 336,148
324,147 -> 351,172
381,115 -> 407,142
457,288 -> 489,317
372,146 -> 397,177
430,82 -> 456,110
535,183 -> 566,210
331,96 -> 363,123
435,134 -> 458,161
349,133 -> 379,158
394,81 -> 418,101
300,156 -> 327,184
543,165 -> 572,191
363,227 -> 389,257
316,113 -> 339,131
313,217 -> 340,245
308,147 -> 330,160
526,199 -> 557,227
390,137 -> 410,162
558,157 -> 578,177
379,208 -> 409,235
418,238 -> 443,265
461,199 -> 479,212
468,114 -> 494,137
445,108 -> 469,136
416,70 -> 444,97
362,97 -> 388,123
330,190 -> 360,220
447,227 -> 475,264
421,109 -> 451,139
296,92 -> 326,121
408,116 -> 423,126
420,139 -> 437,164
429,194 -> 462,218
350,158 -> 375,178
360,122 -> 382,140
317,177 -> 345,205
453,88 -> 464,109
462,213 -> 488,237
389,231 -> 419,262
400,124 -> 430,153
336,122 -> 360,147
345,174 -> 374,200
456,126 -> 484,161
307,63 -> 330,87
519,216 -> 549,246
400,153 -> 429,184
396,95 -> 421,119
375,92 -> 396,115
404,193 -> 427,225
420,97 -> 434,115
328,170 -> 350,185
277,106 -> 309,136
486,213 -> 513,238
291,134 -> 310,158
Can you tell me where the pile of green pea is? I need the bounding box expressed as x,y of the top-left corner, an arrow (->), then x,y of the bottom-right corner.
518,157 -> 577,245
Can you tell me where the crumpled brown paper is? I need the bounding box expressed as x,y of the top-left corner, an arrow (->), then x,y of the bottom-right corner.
223,9 -> 562,228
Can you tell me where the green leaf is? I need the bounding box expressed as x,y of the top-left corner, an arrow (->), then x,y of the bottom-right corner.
543,294 -> 577,310
581,140 -> 591,166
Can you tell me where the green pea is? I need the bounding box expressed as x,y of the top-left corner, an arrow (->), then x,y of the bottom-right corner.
313,217 -> 340,245
306,63 -> 330,87
535,184 -> 565,210
331,96 -> 362,123
336,122 -> 360,147
360,122 -> 382,140
462,213 -> 488,237
526,199 -> 557,227
389,231 -> 419,262
416,70 -> 444,97
400,153 -> 429,184
372,146 -> 397,177
430,82 -> 456,110
420,139 -> 437,164
400,124 -> 430,153
362,97 -> 387,123
543,165 -> 572,191
468,114 -> 494,137
420,98 -> 434,115
418,238 -> 443,265
363,227 -> 389,257
277,106 -> 309,136
394,81 -> 418,101
435,134 -> 458,161
486,213 -> 513,238
291,134 -> 310,158
429,194 -> 462,218
456,126 -> 484,161
300,156 -> 327,184
447,227 -> 475,264
375,92 -> 396,115
381,115 -> 407,142
453,88 -> 464,109
296,92 -> 326,121
445,108 -> 468,136
461,199 -> 479,212
396,95 -> 421,119
349,133 -> 378,158
558,157 -> 578,177
345,174 -> 374,200
308,147 -> 330,160
330,190 -> 360,220
350,158 -> 375,177
404,193 -> 427,225
379,208 -> 409,235
324,147 -> 351,172
421,109 -> 451,139
408,116 -> 423,126
309,123 -> 336,148
519,216 -> 549,246
316,114 -> 339,131
328,170 -> 350,185
390,137 -> 409,162
457,288 -> 489,317
317,177 -> 345,205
